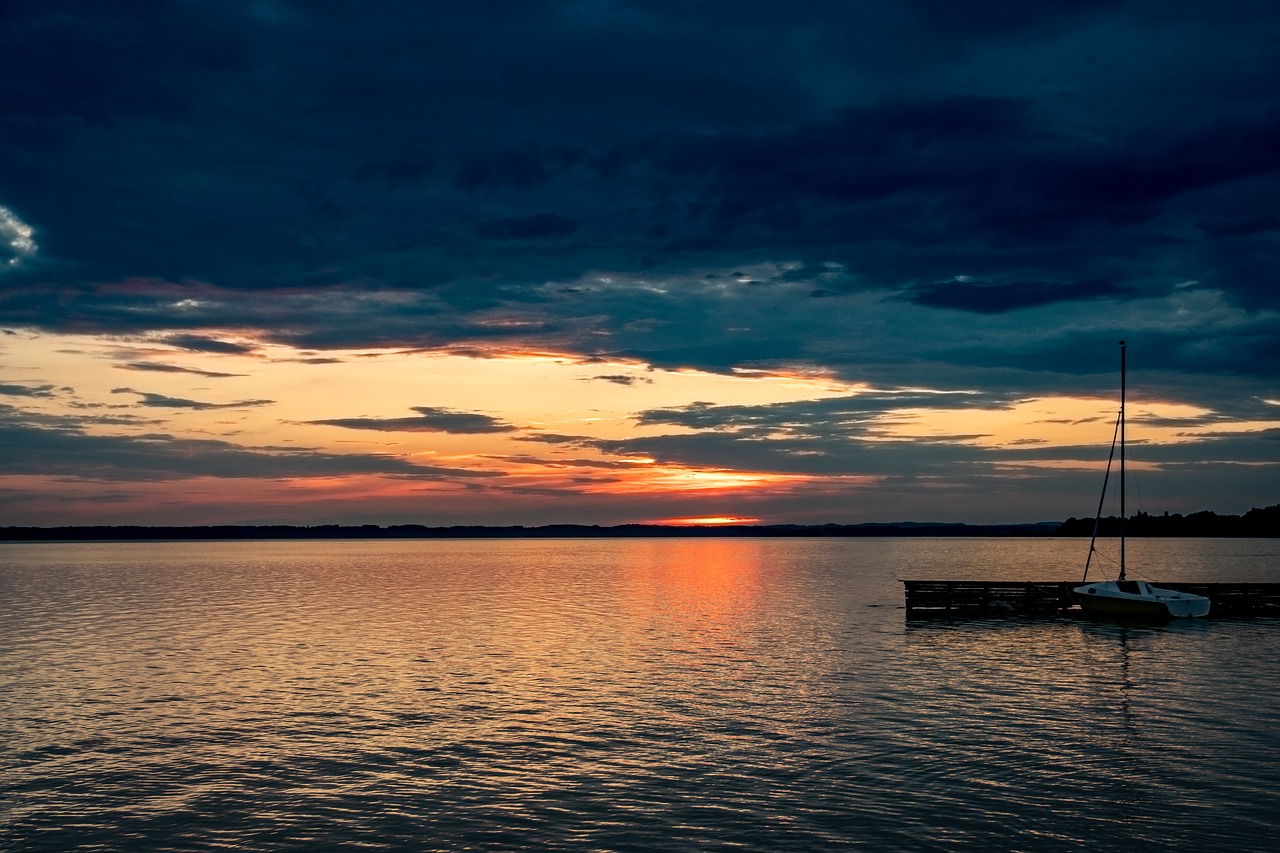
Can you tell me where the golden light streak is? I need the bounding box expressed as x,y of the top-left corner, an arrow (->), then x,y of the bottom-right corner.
652,516 -> 759,525
638,467 -> 806,491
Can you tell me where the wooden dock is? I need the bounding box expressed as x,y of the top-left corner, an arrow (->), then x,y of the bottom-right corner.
902,580 -> 1280,618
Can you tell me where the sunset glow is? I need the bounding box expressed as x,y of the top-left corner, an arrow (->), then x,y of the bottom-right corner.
3,324 -> 1278,526
653,517 -> 760,526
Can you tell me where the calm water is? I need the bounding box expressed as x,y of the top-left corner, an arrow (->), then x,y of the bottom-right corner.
3,537 -> 1279,851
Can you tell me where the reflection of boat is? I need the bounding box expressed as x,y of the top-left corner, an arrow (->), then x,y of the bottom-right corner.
1073,341 -> 1210,619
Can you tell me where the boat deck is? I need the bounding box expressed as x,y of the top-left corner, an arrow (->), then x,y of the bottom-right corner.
902,580 -> 1280,618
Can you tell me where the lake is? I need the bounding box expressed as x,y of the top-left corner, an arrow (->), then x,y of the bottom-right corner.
3,537 -> 1279,851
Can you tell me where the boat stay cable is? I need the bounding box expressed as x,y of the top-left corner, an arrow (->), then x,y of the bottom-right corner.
1082,409 -> 1122,584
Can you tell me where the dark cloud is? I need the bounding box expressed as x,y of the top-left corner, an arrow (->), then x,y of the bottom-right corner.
111,388 -> 274,410
592,430 -> 993,478
476,213 -> 580,241
114,362 -> 246,378
479,453 -> 648,471
905,278 -> 1130,313
0,382 -> 55,397
163,335 -> 256,355
588,374 -> 652,386
633,392 -> 1006,435
0,405 -> 500,481
518,432 -> 588,446
307,406 -> 517,434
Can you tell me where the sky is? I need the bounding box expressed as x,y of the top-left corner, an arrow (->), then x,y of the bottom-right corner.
2,0 -> 1278,527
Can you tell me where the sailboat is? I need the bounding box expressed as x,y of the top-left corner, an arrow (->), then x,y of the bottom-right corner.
1073,341 -> 1210,618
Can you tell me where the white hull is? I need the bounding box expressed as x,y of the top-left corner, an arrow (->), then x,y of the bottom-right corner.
1074,580 -> 1210,618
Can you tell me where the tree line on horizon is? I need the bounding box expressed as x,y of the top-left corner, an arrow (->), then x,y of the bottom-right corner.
2,504 -> 1275,540
1052,504 -> 1278,538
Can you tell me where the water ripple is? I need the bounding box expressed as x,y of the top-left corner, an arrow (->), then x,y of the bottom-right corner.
3,538 -> 1280,850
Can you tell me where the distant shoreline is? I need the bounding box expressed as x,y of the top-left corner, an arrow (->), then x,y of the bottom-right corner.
2,505 -> 1276,541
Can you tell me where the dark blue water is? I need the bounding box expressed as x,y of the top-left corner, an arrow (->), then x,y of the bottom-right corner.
3,538 -> 1279,850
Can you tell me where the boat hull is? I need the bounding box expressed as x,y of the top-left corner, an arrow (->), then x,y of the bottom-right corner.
1073,580 -> 1210,618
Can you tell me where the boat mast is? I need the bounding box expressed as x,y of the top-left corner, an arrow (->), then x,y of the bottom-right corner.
1081,410 -> 1121,584
1119,340 -> 1126,581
